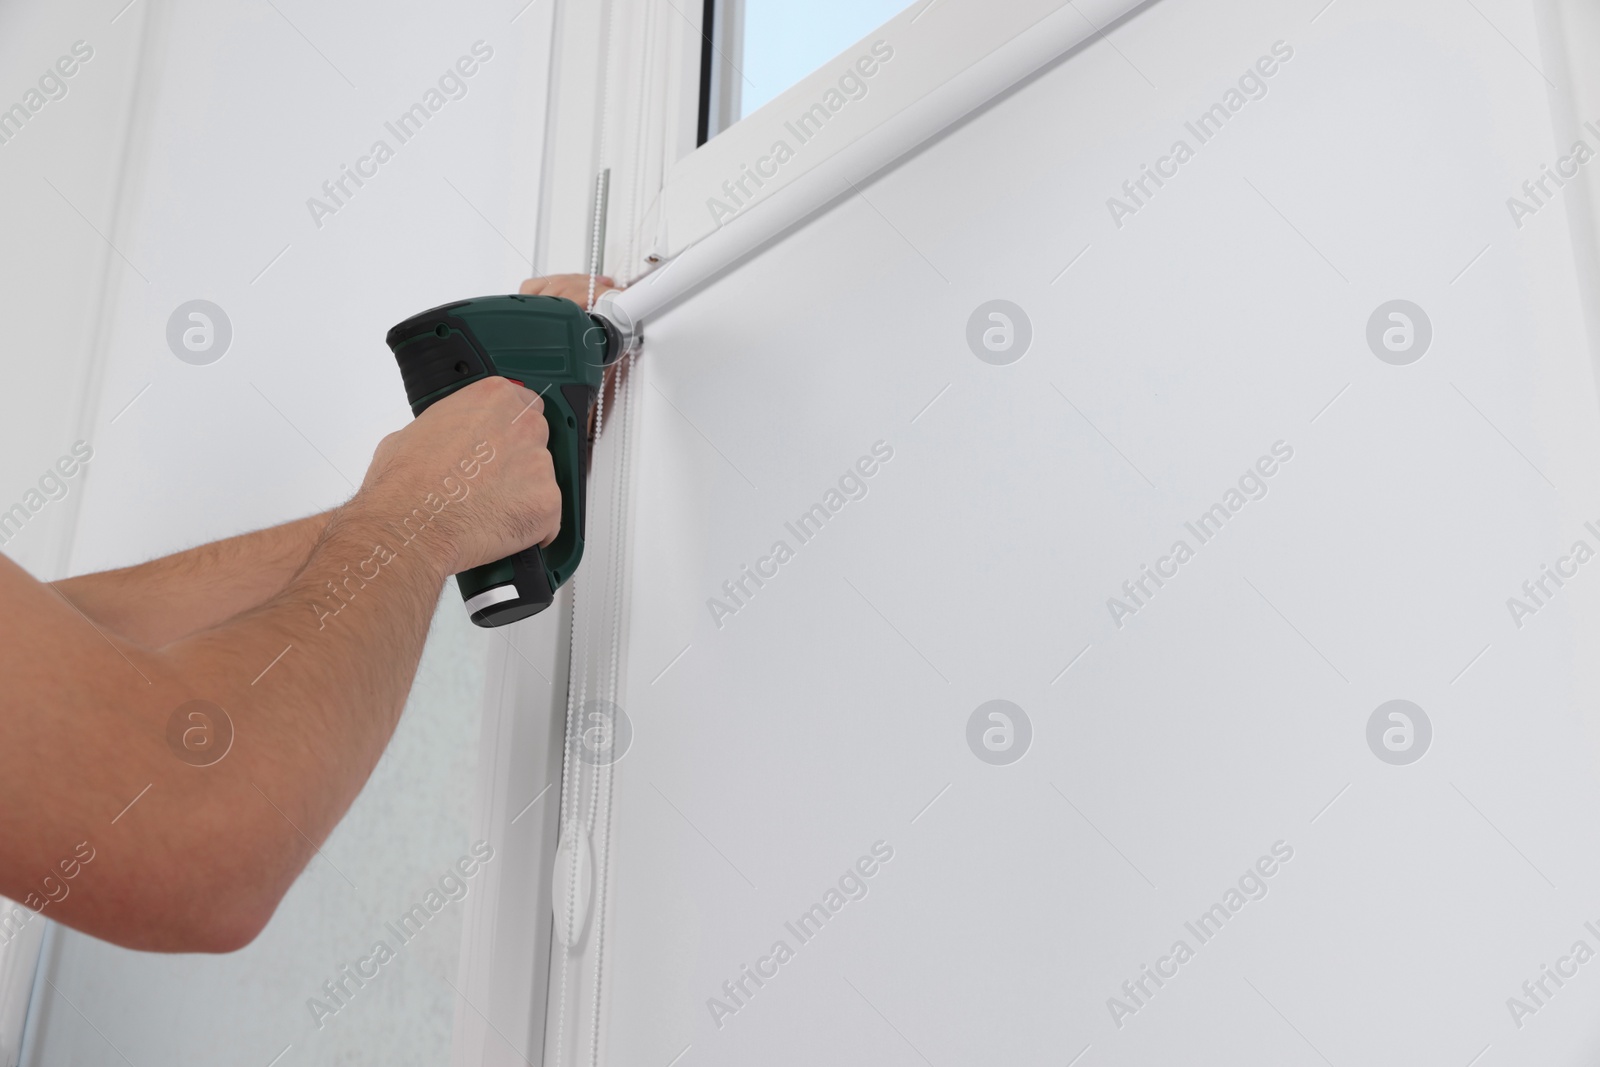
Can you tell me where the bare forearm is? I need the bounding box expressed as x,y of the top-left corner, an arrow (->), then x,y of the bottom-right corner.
173,494 -> 449,822
51,512 -> 333,646
5,492 -> 450,950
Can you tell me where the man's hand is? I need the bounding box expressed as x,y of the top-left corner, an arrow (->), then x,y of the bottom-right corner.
361,377 -> 561,574
518,272 -> 617,307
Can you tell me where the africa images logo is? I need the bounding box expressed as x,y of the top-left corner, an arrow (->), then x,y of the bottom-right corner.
706,441 -> 894,630
704,40 -> 895,227
705,841 -> 895,1031
165,700 -> 234,767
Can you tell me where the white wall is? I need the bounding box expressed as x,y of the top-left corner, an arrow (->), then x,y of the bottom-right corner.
0,0 -> 145,584
9,1 -> 560,1064
0,2 -> 152,1059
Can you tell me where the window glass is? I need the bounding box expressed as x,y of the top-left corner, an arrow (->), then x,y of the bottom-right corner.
738,0 -> 912,118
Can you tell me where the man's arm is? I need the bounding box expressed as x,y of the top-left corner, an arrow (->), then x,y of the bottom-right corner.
0,377 -> 558,953
50,513 -> 331,647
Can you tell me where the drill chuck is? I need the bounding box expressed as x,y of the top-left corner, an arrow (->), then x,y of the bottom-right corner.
592,290 -> 638,361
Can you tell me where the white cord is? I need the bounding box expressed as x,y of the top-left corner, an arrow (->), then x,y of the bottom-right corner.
587,346 -> 636,1065
550,568 -> 585,1067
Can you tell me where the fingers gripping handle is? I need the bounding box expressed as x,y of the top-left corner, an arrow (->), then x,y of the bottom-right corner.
458,546 -> 555,626
455,393 -> 587,627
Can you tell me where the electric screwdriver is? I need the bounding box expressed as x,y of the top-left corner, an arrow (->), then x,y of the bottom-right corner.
385,293 -> 632,627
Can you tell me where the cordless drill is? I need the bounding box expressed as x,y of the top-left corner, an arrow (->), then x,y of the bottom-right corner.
385,293 -> 632,627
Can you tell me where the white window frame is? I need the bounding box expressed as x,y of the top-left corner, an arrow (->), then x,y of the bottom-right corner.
699,0 -> 744,143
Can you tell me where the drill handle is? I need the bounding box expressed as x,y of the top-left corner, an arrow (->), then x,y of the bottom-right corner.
456,391 -> 590,627
386,295 -> 600,628
457,545 -> 555,625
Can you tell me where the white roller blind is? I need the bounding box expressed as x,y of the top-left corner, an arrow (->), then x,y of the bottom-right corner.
644,0 -> 1151,266
550,1 -> 1600,1063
